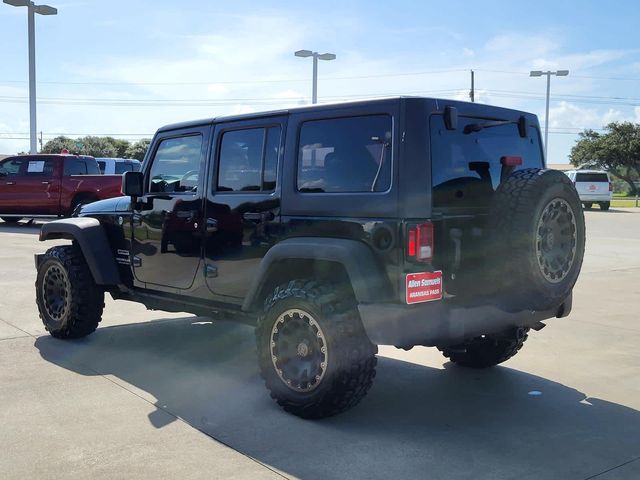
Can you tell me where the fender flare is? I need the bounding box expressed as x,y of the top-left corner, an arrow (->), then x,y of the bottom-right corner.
242,237 -> 391,312
39,217 -> 121,286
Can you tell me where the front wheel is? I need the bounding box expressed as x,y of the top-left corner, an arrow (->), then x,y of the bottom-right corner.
440,328 -> 529,368
35,245 -> 104,339
256,280 -> 377,419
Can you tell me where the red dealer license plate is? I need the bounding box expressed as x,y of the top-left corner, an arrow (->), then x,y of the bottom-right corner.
406,271 -> 443,304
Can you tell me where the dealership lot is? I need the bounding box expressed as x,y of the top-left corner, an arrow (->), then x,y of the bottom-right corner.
0,211 -> 638,479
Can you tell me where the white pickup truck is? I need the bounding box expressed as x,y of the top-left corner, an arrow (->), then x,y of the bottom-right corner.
96,157 -> 141,175
565,170 -> 612,210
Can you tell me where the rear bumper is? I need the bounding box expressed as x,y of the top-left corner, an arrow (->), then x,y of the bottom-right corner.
579,194 -> 611,202
358,292 -> 572,347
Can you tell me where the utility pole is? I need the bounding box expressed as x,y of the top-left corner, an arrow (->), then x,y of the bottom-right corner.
39,130 -> 43,151
470,69 -> 475,103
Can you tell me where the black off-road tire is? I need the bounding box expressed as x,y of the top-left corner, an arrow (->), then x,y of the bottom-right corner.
599,201 -> 610,211
441,328 -> 529,368
583,202 -> 593,210
256,280 -> 377,419
35,244 -> 104,339
487,168 -> 585,311
1,217 -> 22,223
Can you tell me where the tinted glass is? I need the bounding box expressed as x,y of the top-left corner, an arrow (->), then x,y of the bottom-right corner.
263,127 -> 280,191
216,126 -> 281,193
430,115 -> 543,208
0,158 -> 25,177
149,135 -> 203,193
297,115 -> 392,193
115,162 -> 134,174
85,159 -> 100,175
97,161 -> 106,174
576,173 -> 608,183
64,158 -> 87,175
24,158 -> 56,176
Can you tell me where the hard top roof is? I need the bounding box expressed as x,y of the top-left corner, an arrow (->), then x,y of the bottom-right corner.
157,96 -> 538,133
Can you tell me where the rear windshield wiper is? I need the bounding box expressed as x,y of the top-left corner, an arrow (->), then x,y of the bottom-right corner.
463,115 -> 529,138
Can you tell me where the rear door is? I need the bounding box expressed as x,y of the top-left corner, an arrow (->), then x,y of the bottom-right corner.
203,116 -> 285,300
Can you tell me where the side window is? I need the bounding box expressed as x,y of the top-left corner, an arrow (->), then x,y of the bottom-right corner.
216,126 -> 281,192
97,161 -> 106,174
149,135 -> 203,193
24,159 -> 56,177
0,158 -> 25,177
85,159 -> 100,175
64,158 -> 87,175
297,115 -> 393,193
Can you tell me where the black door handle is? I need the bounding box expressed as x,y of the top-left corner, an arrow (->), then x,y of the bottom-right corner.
243,211 -> 275,222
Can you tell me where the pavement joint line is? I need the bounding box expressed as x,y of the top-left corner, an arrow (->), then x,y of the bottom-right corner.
582,455 -> 640,480
0,335 -> 32,342
0,316 -> 38,339
35,346 -> 290,480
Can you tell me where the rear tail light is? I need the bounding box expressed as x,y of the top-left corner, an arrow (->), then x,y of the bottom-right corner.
407,222 -> 434,263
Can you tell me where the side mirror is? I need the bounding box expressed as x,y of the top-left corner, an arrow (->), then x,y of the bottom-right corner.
122,171 -> 143,198
518,116 -> 528,138
444,106 -> 458,130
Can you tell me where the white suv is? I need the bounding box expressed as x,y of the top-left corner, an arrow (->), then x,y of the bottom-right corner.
565,170 -> 612,210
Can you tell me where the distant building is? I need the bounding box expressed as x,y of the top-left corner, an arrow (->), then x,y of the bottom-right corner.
547,163 -> 574,171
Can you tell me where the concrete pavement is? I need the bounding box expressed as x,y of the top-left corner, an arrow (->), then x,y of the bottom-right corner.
0,210 -> 638,479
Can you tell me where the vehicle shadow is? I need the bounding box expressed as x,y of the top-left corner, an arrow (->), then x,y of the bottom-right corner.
35,316 -> 640,480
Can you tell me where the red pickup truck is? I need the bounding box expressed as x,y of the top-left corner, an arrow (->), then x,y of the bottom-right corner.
0,154 -> 122,222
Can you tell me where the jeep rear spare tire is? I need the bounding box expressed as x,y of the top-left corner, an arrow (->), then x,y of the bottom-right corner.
487,169 -> 585,311
256,280 -> 377,419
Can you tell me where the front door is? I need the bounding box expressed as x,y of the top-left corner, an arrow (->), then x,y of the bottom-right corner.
203,118 -> 285,300
0,156 -> 59,214
131,127 -> 210,290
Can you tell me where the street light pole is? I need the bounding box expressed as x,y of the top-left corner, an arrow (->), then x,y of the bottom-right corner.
530,69 -> 569,161
4,0 -> 57,154
295,49 -> 336,104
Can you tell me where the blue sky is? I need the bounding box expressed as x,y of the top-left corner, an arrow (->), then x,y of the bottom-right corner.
1,0 -> 639,162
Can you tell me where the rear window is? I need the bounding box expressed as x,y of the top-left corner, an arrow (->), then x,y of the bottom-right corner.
576,172 -> 608,183
430,115 -> 543,208
297,115 -> 392,193
64,157 -> 100,175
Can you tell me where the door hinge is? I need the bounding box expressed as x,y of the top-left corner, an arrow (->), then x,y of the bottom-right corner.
204,264 -> 218,278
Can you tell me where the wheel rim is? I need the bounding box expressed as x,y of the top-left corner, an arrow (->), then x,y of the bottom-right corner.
270,309 -> 329,393
42,264 -> 71,322
535,198 -> 577,283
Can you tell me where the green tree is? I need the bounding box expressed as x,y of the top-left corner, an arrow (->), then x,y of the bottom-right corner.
41,136 -> 77,154
570,122 -> 640,195
125,139 -> 151,161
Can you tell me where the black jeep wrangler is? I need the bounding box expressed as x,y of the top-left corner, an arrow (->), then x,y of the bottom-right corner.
35,97 -> 585,419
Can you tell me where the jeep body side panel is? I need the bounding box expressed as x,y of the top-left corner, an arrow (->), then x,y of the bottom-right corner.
242,237 -> 393,311
38,217 -> 121,286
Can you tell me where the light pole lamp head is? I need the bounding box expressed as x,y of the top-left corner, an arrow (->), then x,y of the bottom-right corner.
294,49 -> 313,58
529,70 -> 543,77
3,0 -> 31,6
555,70 -> 569,77
317,53 -> 336,61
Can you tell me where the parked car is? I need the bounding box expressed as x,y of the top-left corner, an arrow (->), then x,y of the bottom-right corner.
0,153 -> 123,222
565,169 -> 612,210
96,157 -> 141,175
35,97 -> 585,419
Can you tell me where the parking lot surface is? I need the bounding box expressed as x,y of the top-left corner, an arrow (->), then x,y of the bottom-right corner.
1,210 -> 639,479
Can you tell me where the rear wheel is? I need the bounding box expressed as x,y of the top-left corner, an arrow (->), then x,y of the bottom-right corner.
440,327 -> 529,368
599,201 -> 610,211
1,217 -> 21,223
35,245 -> 104,339
582,202 -> 593,209
256,280 -> 377,419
